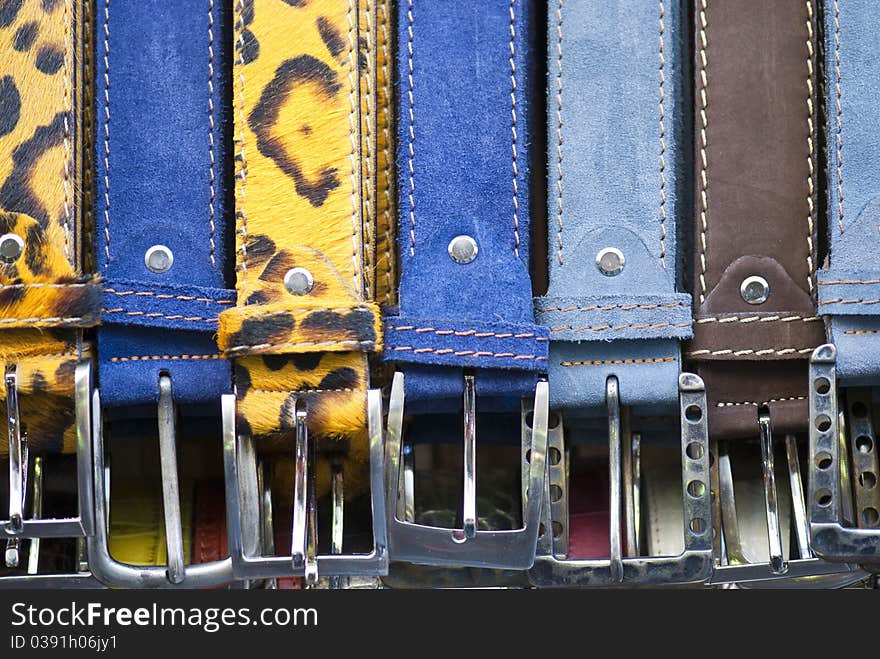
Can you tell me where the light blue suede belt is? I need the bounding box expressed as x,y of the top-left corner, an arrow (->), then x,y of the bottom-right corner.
535,1 -> 692,416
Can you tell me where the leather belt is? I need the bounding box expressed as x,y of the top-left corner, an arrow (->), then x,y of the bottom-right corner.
688,0 -> 824,439
535,0 -> 692,416
0,0 -> 99,454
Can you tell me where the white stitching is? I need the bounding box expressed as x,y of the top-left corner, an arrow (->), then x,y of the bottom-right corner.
387,325 -> 548,341
226,339 -> 375,355
61,0 -> 72,264
658,0 -> 667,269
101,0 -> 111,266
406,0 -> 416,256
509,0 -> 520,258
389,346 -> 547,362
697,0 -> 709,302
379,0 -> 394,305
208,0 -> 217,268
833,0 -> 844,235
687,347 -> 815,357
554,0 -> 564,266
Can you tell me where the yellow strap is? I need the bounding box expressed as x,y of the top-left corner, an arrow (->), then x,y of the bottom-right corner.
373,0 -> 396,309
108,480 -> 193,568
222,0 -> 379,483
0,0 -> 98,453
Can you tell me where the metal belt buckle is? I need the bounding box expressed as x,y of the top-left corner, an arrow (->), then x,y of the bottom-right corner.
222,389 -> 388,585
708,361 -> 864,586
86,374 -> 234,588
527,373 -> 713,587
808,344 -> 880,564
0,361 -> 96,586
384,372 -> 548,570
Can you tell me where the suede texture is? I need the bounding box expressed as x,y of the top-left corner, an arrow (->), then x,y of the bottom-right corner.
539,1 -> 691,414
94,0 -> 233,406
385,0 -> 545,409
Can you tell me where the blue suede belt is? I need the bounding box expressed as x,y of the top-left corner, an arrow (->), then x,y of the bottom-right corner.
818,0 -> 880,384
383,0 -> 546,413
535,1 -> 692,416
94,0 -> 234,407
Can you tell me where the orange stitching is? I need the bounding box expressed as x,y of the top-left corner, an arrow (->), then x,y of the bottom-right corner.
843,330 -> 880,336
109,354 -> 223,363
102,309 -> 217,323
819,279 -> 880,285
819,298 -> 880,306
549,322 -> 690,333
0,282 -> 95,289
105,288 -> 234,304
658,0 -> 667,269
560,357 -> 675,367
537,301 -> 686,313
389,346 -> 546,361
387,326 -> 547,341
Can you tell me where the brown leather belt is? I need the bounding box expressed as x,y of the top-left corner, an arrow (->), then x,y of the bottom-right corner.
688,0 -> 824,439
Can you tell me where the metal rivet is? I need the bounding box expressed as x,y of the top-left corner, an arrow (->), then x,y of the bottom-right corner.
448,235 -> 478,264
596,247 -> 625,276
0,234 -> 24,264
741,275 -> 770,305
145,245 -> 174,273
284,267 -> 314,295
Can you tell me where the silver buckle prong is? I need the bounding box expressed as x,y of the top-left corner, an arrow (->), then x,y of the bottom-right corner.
709,377 -> 864,585
758,408 -> 787,575
384,371 -> 548,569
223,389 -> 388,581
0,361 -> 94,543
87,375 -> 233,589
528,373 -> 714,587
808,344 -> 880,561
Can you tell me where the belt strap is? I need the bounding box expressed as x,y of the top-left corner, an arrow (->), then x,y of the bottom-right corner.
688,0 -> 824,438
219,0 -> 379,472
535,0 -> 692,415
0,0 -> 99,453
383,0 -> 546,409
94,0 -> 234,407
818,0 -> 880,383
109,480 -> 193,567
